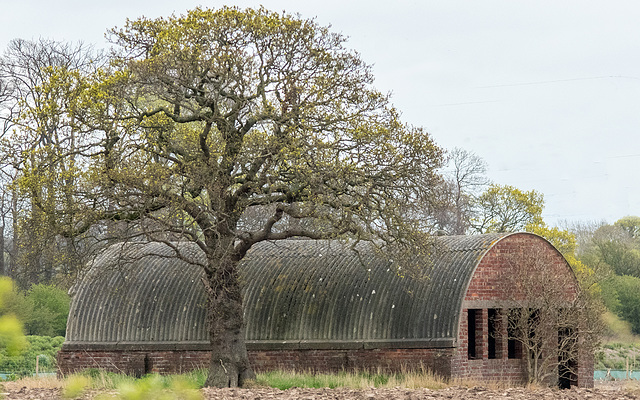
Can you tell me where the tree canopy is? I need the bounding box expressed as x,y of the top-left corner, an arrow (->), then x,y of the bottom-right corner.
2,7 -> 444,386
41,7 -> 444,251
471,184 -> 544,233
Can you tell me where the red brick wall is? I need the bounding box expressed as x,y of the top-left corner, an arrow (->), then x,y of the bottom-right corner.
463,233 -> 577,303
248,348 -> 453,376
452,233 -> 591,387
57,349 -> 211,377
58,347 -> 453,378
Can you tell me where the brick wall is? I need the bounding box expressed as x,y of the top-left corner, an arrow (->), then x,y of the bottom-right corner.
452,233 -> 592,387
57,349 -> 212,377
248,348 -> 453,376
58,347 -> 453,378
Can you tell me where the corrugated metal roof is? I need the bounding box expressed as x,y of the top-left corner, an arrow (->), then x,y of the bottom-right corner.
65,242 -> 209,344
65,234 -> 506,346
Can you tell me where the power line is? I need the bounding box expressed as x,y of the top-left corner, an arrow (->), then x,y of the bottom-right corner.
477,75 -> 640,89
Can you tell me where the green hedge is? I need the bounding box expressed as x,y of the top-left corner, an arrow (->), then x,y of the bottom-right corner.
0,335 -> 64,377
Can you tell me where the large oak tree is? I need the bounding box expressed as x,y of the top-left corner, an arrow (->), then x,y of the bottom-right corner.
14,7 -> 444,386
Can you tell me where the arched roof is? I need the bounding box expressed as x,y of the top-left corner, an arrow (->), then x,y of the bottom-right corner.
65,233 -> 541,349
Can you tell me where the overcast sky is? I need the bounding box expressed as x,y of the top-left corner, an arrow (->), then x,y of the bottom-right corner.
2,1 -> 639,226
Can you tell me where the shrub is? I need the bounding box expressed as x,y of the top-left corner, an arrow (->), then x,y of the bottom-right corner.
0,277 -> 27,358
0,282 -> 70,337
25,284 -> 70,337
603,276 -> 640,334
0,335 -> 64,375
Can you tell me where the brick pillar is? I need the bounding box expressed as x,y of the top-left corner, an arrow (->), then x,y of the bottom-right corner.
479,308 -> 487,360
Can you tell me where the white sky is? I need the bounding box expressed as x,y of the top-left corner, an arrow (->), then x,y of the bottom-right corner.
2,0 -> 640,226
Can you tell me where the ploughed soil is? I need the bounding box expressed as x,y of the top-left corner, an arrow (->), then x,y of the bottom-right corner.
1,382 -> 640,400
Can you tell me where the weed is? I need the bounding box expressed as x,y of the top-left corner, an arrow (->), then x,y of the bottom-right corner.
62,375 -> 90,399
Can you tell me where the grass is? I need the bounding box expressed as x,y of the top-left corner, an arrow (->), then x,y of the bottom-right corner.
602,311 -> 640,346
595,311 -> 640,370
255,368 -> 449,390
1,367 -> 451,398
0,367 -> 532,399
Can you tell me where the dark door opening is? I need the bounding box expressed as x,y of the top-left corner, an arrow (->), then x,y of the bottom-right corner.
558,327 -> 577,389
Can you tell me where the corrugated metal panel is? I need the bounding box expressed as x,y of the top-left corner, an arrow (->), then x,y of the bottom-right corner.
241,235 -> 504,341
65,242 -> 209,343
65,234 -> 506,345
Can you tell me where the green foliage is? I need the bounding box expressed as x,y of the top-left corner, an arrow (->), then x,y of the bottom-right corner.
471,184 -> 544,233
0,277 -> 27,357
570,216 -> 640,337
62,372 -> 203,400
0,315 -> 25,357
63,374 -> 91,399
255,369 -> 447,390
595,342 -> 640,370
257,370 -> 353,390
615,216 -> 640,239
59,369 -> 449,394
113,374 -> 202,400
24,284 -> 70,337
0,282 -> 70,337
0,335 -> 64,375
0,278 -> 32,324
601,275 -> 640,334
526,223 -> 577,257
598,240 -> 640,277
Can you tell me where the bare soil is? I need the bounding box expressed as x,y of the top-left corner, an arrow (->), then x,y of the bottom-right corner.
1,382 -> 640,400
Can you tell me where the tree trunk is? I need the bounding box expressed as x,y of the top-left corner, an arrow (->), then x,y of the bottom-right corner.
10,188 -> 18,279
0,224 -> 5,276
203,255 -> 255,387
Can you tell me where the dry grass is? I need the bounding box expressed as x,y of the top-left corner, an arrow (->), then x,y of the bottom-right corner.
1,375 -> 62,390
255,368 -> 451,390
254,367 -> 525,391
1,368 -> 528,397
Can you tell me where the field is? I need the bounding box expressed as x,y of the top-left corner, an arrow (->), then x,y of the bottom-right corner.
1,376 -> 639,400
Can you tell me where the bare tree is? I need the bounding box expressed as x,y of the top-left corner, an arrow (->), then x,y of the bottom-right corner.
503,245 -> 602,387
432,147 -> 489,234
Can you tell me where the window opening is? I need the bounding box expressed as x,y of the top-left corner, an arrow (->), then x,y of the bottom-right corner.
467,309 -> 480,359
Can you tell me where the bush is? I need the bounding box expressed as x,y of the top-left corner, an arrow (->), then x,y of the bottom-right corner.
25,284 -> 70,337
0,282 -> 70,337
0,335 -> 64,375
603,275 -> 640,334
0,277 -> 27,357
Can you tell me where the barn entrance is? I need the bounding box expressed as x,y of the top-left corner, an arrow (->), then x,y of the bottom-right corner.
558,327 -> 578,389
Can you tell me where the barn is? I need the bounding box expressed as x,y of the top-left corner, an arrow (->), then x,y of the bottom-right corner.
57,232 -> 594,388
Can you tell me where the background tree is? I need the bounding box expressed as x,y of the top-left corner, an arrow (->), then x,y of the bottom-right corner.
600,275 -> 640,334
432,147 -> 488,234
470,184 -> 544,233
570,217 -> 640,333
614,216 -> 640,239
24,284 -> 70,337
19,7 -> 444,387
0,69 -> 16,278
0,38 -> 103,288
